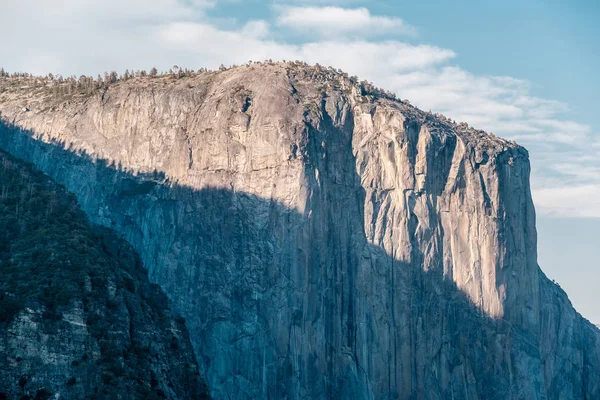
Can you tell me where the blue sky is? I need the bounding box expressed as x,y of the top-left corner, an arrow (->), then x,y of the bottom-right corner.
1,0 -> 598,321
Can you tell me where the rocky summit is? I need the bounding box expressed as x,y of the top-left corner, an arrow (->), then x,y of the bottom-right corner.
0,61 -> 598,399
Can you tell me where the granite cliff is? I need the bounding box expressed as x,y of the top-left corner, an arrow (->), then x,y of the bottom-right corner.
0,62 -> 598,399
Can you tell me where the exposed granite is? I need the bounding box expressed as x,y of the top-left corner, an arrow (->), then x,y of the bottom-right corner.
0,62 -> 598,399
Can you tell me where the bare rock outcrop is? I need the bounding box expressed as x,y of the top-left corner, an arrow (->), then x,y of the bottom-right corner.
0,62 -> 598,399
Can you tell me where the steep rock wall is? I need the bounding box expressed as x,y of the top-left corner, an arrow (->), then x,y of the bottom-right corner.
0,63 -> 598,399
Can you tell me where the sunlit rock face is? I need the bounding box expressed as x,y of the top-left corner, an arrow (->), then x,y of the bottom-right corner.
1,62 -> 598,399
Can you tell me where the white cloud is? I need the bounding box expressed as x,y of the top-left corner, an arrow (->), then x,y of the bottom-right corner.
277,0 -> 362,4
533,185 -> 600,218
300,41 -> 454,71
157,22 -> 299,66
276,6 -> 416,37
1,0 -> 213,25
0,0 -> 214,75
511,132 -> 579,144
0,0 -> 598,217
157,24 -> 451,73
240,20 -> 271,39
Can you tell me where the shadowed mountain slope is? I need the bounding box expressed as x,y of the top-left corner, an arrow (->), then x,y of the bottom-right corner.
0,149 -> 210,400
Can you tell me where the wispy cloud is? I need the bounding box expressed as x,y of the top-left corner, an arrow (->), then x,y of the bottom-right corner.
274,0 -> 365,6
276,6 -> 416,38
533,185 -> 600,218
0,0 -> 598,217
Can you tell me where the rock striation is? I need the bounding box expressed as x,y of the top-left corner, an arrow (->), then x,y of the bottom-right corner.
0,61 -> 598,399
0,149 -> 209,399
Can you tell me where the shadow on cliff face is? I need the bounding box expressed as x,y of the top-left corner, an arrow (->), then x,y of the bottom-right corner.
0,119 -> 598,400
0,145 -> 210,399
